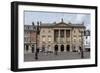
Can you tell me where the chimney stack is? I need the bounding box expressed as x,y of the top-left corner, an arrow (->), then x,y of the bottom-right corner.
32,22 -> 34,26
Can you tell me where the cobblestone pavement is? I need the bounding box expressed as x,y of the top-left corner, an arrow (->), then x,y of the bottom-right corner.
24,52 -> 90,62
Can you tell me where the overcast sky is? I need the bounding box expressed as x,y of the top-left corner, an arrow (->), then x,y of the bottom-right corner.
24,11 -> 91,30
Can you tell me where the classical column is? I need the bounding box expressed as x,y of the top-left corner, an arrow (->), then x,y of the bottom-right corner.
58,29 -> 60,43
64,30 -> 66,52
58,29 -> 60,52
65,30 -> 66,43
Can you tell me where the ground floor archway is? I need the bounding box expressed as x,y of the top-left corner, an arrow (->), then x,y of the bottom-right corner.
61,45 -> 64,52
54,45 -> 58,52
66,45 -> 70,52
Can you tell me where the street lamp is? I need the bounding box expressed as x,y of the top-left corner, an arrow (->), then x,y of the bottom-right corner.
80,30 -> 85,58
29,30 -> 31,53
35,21 -> 40,60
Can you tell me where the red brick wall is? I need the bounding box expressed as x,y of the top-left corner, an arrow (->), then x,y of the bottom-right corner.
30,32 -> 36,42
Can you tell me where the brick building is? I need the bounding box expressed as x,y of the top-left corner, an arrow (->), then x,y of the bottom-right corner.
24,24 -> 37,53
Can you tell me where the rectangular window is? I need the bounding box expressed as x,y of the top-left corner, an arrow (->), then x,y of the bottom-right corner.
60,30 -> 64,37
42,30 -> 45,32
79,35 -> 81,37
86,41 -> 89,44
79,39 -> 81,42
54,30 -> 59,37
54,30 -> 59,42
74,39 -> 76,42
74,35 -> 77,37
48,30 -> 51,33
27,26 -> 29,29
86,36 -> 88,39
42,36 -> 46,42
48,36 -> 51,42
66,30 -> 70,37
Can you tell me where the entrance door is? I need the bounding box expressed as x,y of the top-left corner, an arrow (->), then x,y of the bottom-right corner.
54,45 -> 58,52
61,45 -> 64,52
66,45 -> 70,51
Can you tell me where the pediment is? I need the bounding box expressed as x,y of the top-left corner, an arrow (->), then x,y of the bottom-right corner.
54,18 -> 71,27
55,22 -> 70,26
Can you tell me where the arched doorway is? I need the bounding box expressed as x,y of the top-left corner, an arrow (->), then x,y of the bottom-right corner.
32,45 -> 34,53
54,45 -> 58,52
26,44 -> 29,51
66,45 -> 70,52
61,45 -> 64,52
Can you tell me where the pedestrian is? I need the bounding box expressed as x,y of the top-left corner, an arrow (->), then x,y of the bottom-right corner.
35,48 -> 39,60
35,52 -> 38,60
79,47 -> 84,58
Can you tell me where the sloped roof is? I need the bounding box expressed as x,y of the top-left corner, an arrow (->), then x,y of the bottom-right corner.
24,25 -> 37,31
39,21 -> 85,28
24,19 -> 86,29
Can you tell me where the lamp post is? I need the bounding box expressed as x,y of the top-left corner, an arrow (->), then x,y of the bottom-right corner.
29,30 -> 31,53
80,30 -> 84,58
35,22 -> 40,60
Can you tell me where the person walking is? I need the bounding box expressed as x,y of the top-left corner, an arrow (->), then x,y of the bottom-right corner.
79,47 -> 84,58
35,48 -> 39,60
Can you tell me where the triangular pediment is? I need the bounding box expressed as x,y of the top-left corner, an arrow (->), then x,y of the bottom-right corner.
55,22 -> 70,26
54,18 -> 70,27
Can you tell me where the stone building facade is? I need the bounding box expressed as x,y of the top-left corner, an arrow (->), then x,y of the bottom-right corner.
24,19 -> 86,53
39,19 -> 85,52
